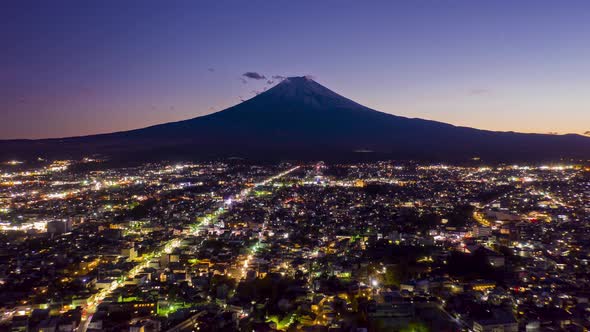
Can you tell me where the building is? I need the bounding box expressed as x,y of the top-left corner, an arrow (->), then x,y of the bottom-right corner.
472,309 -> 518,332
47,220 -> 72,236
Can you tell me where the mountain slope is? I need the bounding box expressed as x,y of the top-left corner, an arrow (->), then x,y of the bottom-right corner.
1,76 -> 589,162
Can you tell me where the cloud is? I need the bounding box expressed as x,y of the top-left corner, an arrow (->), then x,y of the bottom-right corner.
208,68 -> 215,72
265,75 -> 288,85
242,72 -> 266,80
468,88 -> 490,95
584,131 -> 590,135
239,78 -> 248,84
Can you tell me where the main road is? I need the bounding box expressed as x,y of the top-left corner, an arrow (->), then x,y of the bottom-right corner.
79,166 -> 300,332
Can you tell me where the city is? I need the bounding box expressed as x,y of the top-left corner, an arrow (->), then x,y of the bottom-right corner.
1,159 -> 588,331
4,2 -> 590,331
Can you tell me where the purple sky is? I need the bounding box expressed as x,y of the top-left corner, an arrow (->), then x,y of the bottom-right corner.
2,0 -> 590,139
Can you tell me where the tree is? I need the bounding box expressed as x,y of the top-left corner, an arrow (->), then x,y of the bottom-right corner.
399,322 -> 429,332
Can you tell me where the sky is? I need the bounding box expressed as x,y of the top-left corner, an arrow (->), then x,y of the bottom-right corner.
1,0 -> 590,139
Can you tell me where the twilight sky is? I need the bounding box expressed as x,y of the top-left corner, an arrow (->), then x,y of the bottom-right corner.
2,0 -> 590,139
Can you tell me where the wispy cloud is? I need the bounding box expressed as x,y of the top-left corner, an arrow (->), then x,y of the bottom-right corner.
242,72 -> 266,80
468,88 -> 490,95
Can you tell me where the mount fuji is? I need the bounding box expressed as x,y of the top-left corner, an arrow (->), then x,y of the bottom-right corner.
1,76 -> 589,162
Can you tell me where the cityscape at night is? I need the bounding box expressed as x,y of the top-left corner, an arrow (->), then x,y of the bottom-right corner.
2,1 -> 590,331
0,160 -> 589,331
